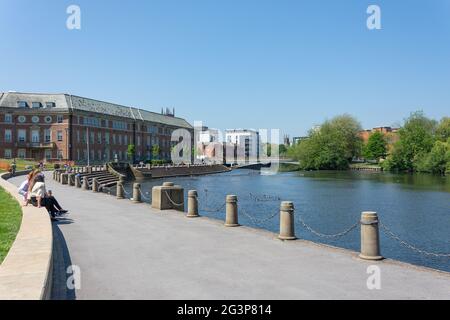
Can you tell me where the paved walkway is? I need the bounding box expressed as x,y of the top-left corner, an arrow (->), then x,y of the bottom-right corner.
9,173 -> 450,299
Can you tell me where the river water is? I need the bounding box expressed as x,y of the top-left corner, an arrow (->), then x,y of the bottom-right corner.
122,169 -> 450,272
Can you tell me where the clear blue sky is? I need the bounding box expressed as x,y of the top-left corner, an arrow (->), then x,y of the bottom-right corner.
1,0 -> 449,137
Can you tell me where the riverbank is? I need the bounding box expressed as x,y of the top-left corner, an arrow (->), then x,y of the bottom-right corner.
0,187 -> 22,264
8,171 -> 450,299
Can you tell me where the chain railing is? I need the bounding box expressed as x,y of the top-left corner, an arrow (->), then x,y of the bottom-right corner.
297,215 -> 359,239
240,207 -> 279,225
138,187 -> 151,201
198,189 -> 226,214
163,190 -> 184,208
379,222 -> 450,258
121,184 -> 131,196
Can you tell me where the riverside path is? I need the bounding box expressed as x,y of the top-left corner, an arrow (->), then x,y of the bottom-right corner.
9,172 -> 450,300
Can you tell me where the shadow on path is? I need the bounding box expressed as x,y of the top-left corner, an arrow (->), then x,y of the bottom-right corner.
51,219 -> 76,300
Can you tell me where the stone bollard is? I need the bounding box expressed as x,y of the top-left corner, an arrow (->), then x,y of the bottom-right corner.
61,173 -> 68,185
53,171 -> 56,180
151,182 -> 184,211
75,175 -> 81,188
186,190 -> 199,218
116,181 -> 125,199
359,211 -> 383,260
92,178 -> 99,192
278,201 -> 296,240
87,166 -> 92,174
225,195 -> 239,227
69,173 -> 76,186
56,171 -> 61,182
132,183 -> 141,203
82,177 -> 89,190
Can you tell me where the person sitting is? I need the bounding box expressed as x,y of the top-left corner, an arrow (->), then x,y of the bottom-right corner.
46,190 -> 68,216
29,175 -> 67,220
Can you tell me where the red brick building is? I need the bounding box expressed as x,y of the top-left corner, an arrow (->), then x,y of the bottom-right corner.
0,92 -> 193,163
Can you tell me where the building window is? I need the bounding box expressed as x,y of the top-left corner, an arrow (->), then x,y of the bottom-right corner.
45,102 -> 56,108
32,102 -> 42,108
4,149 -> 12,159
17,149 -> 26,159
18,129 -> 26,142
45,150 -> 52,160
57,150 -> 63,160
97,132 -> 102,144
18,116 -> 26,123
17,101 -> 28,108
77,130 -> 80,143
105,132 -> 110,144
57,130 -> 63,141
31,130 -> 40,143
44,116 -> 52,123
4,129 -> 12,143
44,129 -> 51,143
112,134 -> 116,144
90,131 -> 94,144
137,136 -> 141,146
5,114 -> 12,123
57,115 -> 63,123
32,116 -> 39,123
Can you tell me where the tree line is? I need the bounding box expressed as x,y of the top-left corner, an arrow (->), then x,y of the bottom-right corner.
287,112 -> 450,175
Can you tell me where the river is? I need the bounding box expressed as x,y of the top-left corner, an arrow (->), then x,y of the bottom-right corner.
121,169 -> 450,272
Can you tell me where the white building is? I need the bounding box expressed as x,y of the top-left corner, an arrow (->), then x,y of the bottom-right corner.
225,129 -> 260,162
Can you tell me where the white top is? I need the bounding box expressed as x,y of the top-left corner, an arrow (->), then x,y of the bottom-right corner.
29,182 -> 46,199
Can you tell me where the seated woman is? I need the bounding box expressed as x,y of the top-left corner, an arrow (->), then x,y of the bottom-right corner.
29,175 -> 67,220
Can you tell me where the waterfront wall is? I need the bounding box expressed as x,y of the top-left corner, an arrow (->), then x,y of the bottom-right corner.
145,164 -> 230,179
0,171 -> 53,300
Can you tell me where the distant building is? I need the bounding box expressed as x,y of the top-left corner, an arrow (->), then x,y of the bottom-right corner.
292,136 -> 308,145
359,126 -> 399,144
196,127 -> 222,161
0,92 -> 193,163
283,134 -> 291,146
225,129 -> 261,162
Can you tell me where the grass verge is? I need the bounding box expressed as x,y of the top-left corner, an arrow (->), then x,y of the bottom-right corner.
0,187 -> 23,264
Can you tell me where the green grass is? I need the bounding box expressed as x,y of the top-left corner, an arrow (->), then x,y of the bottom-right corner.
279,162 -> 301,172
0,158 -> 38,172
349,162 -> 382,169
0,187 -> 23,264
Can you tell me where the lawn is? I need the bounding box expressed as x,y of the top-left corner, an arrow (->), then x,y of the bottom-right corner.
0,187 -> 22,264
0,158 -> 38,173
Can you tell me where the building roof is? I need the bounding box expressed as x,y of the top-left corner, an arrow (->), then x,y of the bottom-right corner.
0,92 -> 192,129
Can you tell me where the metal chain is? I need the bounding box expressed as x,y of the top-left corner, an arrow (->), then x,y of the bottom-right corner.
297,215 -> 359,239
379,222 -> 450,258
138,187 -> 151,201
200,202 -> 226,214
163,191 -> 184,207
199,189 -> 225,214
121,184 -> 131,196
240,207 -> 279,225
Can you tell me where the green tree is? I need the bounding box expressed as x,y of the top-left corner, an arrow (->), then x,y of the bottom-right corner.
279,144 -> 288,155
127,144 -> 135,162
151,145 -> 160,159
363,131 -> 387,161
383,111 -> 436,171
294,114 -> 362,170
436,117 -> 450,141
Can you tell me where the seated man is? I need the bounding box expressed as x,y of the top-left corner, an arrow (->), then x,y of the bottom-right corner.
46,190 -> 68,216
